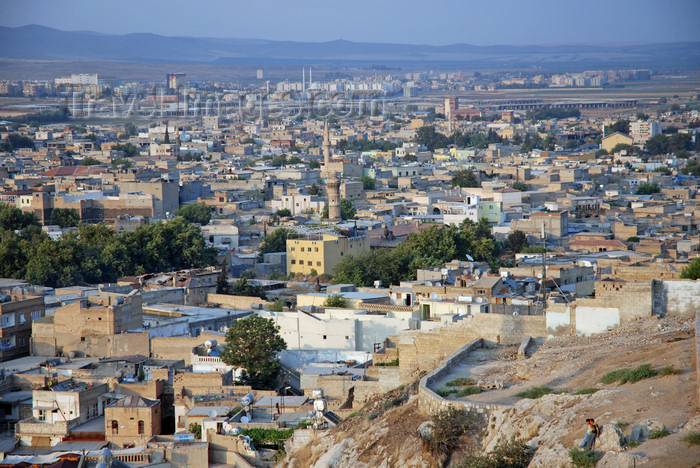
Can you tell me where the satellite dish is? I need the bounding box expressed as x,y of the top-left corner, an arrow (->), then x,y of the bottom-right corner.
466,254 -> 474,261
115,370 -> 123,378
68,351 -> 76,359
223,423 -> 232,432
208,409 -> 218,418
241,416 -> 250,424
232,427 -> 241,435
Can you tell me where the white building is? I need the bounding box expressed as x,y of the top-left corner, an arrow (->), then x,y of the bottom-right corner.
271,194 -> 324,216
629,120 -> 662,145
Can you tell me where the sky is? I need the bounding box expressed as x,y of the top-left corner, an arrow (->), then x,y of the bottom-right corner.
1,0 -> 699,46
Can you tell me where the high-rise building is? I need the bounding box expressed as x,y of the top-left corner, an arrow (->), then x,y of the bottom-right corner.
166,73 -> 186,91
629,120 -> 662,144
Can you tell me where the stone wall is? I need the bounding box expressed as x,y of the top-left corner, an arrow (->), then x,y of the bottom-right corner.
207,294 -> 271,310
418,338 -> 510,417
398,314 -> 546,376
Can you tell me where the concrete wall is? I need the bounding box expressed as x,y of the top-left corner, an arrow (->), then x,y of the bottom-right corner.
142,288 -> 185,305
653,280 -> 700,318
151,332 -> 223,365
575,307 -> 620,336
695,312 -> 699,404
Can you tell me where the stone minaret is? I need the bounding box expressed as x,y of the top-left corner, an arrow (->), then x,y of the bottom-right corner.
323,121 -> 331,170
327,171 -> 341,221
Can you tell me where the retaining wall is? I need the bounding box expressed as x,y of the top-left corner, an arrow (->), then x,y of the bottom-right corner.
418,339 -> 510,418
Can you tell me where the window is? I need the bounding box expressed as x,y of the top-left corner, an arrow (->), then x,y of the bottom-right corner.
111,420 -> 119,435
291,247 -> 295,251
291,260 -> 296,264
323,335 -> 327,339
340,252 -> 344,256
31,311 -> 42,320
317,262 -> 321,266
38,410 -> 46,421
314,247 -> 319,252
308,247 -> 312,252
138,420 -> 145,434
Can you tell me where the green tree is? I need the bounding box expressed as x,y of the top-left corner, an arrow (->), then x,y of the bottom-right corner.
323,294 -> 348,308
0,203 -> 40,231
321,199 -> 356,220
415,126 -> 450,151
260,228 -> 300,254
111,142 -> 139,158
231,277 -> 266,299
307,183 -> 321,195
595,149 -> 608,157
274,208 -> 292,218
644,134 -> 668,155
604,120 -> 630,136
681,160 -> 700,177
50,208 -> 80,228
308,160 -> 320,169
512,181 -> 529,191
175,202 -> 211,226
680,258 -> 700,280
360,175 -> 376,190
505,230 -> 528,253
221,314 -> 287,389
636,183 -> 660,195
451,169 -> 479,188
217,261 -> 231,294
79,156 -> 101,166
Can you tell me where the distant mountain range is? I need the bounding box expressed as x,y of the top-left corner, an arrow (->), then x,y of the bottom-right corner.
1,24 -> 699,69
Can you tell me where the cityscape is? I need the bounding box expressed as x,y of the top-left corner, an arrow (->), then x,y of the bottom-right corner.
0,1 -> 699,467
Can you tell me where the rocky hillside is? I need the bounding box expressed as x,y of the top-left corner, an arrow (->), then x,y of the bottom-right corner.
281,316 -> 699,467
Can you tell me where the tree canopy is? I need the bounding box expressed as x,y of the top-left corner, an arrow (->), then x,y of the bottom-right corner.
333,218 -> 497,287
260,228 -> 301,254
175,202 -> 211,226
680,258 -> 700,280
221,314 -> 287,389
451,169 -> 479,188
0,204 -> 217,288
50,208 -> 80,228
321,199 -> 356,220
636,183 -> 660,195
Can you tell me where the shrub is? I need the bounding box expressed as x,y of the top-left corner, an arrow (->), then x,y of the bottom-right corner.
368,411 -> 383,421
574,388 -> 599,395
648,429 -> 669,439
435,387 -> 453,397
426,406 -> 470,454
459,439 -> 535,468
681,432 -> 700,446
659,365 -> 682,376
627,439 -> 640,448
323,294 -> 348,308
619,364 -> 657,384
188,422 -> 202,439
346,411 -> 362,420
516,386 -> 561,399
375,357 -> 399,367
569,448 -> 603,468
457,386 -> 483,397
600,368 -> 630,384
239,427 -> 294,451
447,377 -> 475,387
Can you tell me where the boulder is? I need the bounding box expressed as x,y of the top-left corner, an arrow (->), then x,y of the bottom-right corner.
682,415 -> 700,432
596,424 -> 625,452
629,419 -> 665,442
417,421 -> 433,439
597,451 -> 645,468
529,446 -> 574,468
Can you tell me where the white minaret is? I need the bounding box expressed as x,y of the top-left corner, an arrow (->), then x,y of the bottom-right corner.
323,121 -> 331,170
302,67 -> 306,91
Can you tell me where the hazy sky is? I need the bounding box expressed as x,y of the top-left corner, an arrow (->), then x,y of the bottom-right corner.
1,0 -> 698,46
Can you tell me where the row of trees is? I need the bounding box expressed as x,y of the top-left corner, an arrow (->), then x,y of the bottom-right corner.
0,203 -> 217,288
415,126 -> 504,151
332,219 -> 501,287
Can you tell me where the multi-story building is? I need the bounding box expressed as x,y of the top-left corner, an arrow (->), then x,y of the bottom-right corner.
629,120 -> 662,145
511,210 -> 569,241
287,232 -> 369,275
105,395 -> 162,448
0,292 -> 44,362
15,380 -> 109,447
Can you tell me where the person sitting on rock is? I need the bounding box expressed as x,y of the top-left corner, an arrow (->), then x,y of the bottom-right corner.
580,418 -> 600,450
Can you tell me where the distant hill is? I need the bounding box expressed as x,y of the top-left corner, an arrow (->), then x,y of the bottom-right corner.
1,24 -> 699,69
